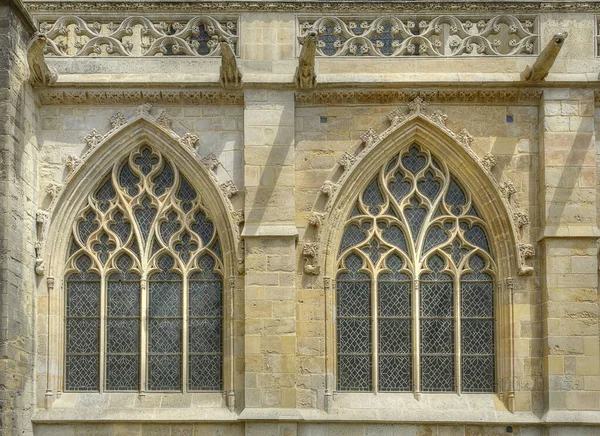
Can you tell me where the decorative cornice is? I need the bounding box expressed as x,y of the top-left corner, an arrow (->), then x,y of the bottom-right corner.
296,89 -> 542,106
24,2 -> 600,15
39,89 -> 244,105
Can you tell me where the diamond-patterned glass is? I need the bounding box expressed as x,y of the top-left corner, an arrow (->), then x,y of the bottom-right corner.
135,196 -> 157,242
464,224 -> 491,253
421,355 -> 454,392
189,355 -> 222,391
118,162 -> 140,196
191,211 -> 214,246
175,232 -> 198,264
134,147 -> 159,175
462,356 -> 494,392
110,211 -> 131,244
148,355 -> 181,391
402,146 -> 427,175
380,224 -> 407,253
417,171 -> 441,202
152,161 -> 175,196
404,197 -> 427,241
336,144 -> 496,395
106,355 -> 139,391
177,176 -> 197,213
66,355 -> 99,391
388,170 -> 411,203
92,232 -> 116,265
379,355 -> 411,391
94,178 -> 116,212
77,211 -> 98,245
445,178 -> 467,215
338,355 -> 371,391
362,178 -> 384,215
160,211 -> 181,245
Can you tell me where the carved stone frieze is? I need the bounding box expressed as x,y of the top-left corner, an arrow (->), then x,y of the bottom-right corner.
299,15 -> 538,57
296,88 -> 542,106
39,89 -> 244,105
39,15 -> 238,57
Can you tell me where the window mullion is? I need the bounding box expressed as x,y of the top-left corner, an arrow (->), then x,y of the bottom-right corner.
182,274 -> 189,393
140,277 -> 148,394
99,275 -> 107,393
371,274 -> 378,393
413,277 -> 421,399
454,274 -> 461,395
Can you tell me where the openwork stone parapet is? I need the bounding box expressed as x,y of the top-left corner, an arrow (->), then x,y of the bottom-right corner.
39,89 -> 244,105
295,89 -> 542,106
25,2 -> 600,14
299,14 -> 538,57
39,15 -> 238,57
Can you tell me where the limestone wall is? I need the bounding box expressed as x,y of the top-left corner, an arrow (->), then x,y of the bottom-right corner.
6,2 -> 600,435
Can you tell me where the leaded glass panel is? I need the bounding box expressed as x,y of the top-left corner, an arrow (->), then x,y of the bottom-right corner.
65,144 -> 225,393
336,144 -> 496,394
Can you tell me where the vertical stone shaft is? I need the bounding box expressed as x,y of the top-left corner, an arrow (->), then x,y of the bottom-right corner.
242,90 -> 297,409
0,1 -> 37,434
539,89 -> 600,412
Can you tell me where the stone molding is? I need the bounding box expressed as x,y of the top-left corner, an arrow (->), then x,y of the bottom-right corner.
299,14 -> 538,57
296,89 -> 543,106
24,1 -> 600,14
39,89 -> 244,105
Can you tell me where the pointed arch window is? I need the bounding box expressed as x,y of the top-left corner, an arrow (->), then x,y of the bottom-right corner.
64,145 -> 224,392
336,144 -> 496,394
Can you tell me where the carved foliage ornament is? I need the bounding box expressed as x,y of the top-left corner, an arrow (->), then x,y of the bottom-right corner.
40,16 -> 238,57
300,15 -> 538,58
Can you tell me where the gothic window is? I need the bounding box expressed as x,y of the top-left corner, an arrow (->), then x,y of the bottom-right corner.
65,145 -> 224,392
336,145 -> 495,393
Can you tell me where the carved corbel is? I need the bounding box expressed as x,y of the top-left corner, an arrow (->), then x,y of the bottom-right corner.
295,28 -> 318,89
303,242 -> 321,275
27,32 -> 58,87
219,37 -> 242,89
518,243 -> 535,275
521,32 -> 568,82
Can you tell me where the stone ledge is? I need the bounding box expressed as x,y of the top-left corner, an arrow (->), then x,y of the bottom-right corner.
242,223 -> 298,237
32,408 -> 238,423
542,410 -> 600,424
538,225 -> 600,240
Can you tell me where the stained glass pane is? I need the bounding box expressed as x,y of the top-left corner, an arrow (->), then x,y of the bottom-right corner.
106,256 -> 140,391
404,197 -> 427,241
188,255 -> 223,391
94,178 -> 116,212
337,254 -> 371,391
388,170 -> 411,203
135,196 -> 157,242
464,224 -> 491,253
118,162 -> 140,196
65,255 -> 100,391
153,161 -> 175,196
362,178 -> 384,215
110,211 -> 131,244
177,176 -> 197,213
148,255 -> 182,391
78,211 -> 98,245
134,147 -> 159,175
461,255 -> 494,392
381,224 -> 407,253
402,146 -> 426,174
339,223 -> 369,254
445,178 -> 467,215
417,171 -> 441,202
191,211 -> 214,246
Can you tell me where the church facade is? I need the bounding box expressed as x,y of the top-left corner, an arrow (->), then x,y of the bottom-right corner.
1,0 -> 600,435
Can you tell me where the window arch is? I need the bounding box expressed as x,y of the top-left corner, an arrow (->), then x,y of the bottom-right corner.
64,144 -> 224,392
336,144 -> 495,394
